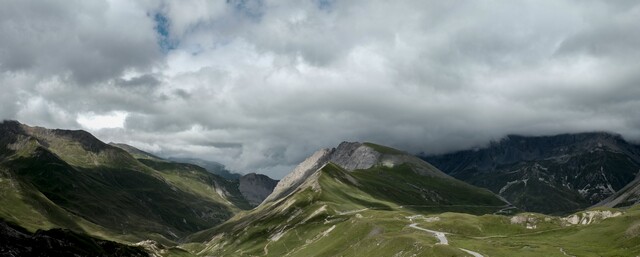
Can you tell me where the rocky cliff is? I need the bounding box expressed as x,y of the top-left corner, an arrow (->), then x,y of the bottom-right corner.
238,173 -> 278,206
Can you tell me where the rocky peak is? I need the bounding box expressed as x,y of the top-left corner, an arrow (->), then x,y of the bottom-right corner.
238,173 -> 278,206
263,148 -> 335,203
329,142 -> 380,171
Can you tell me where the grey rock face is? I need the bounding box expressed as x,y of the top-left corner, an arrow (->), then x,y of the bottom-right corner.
239,173 -> 278,206
262,141 -> 451,205
597,173 -> 640,208
263,148 -> 335,204
329,142 -> 380,171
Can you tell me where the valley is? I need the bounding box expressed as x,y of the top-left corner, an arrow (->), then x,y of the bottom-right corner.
1,121 -> 639,256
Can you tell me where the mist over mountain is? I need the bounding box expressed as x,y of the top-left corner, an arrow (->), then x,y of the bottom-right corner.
2,0 -> 640,256
2,0 -> 640,179
1,121 -> 640,256
423,133 -> 640,214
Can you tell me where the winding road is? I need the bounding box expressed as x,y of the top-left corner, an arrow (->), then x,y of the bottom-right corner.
408,222 -> 485,257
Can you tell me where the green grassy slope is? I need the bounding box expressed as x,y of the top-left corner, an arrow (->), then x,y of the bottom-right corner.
183,144 -> 639,257
0,121 -> 248,245
188,161 -> 507,256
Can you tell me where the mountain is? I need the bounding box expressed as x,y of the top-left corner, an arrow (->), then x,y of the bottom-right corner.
189,142 -> 508,256
109,143 -> 164,161
110,144 -> 277,208
422,133 -> 640,214
168,157 -> 241,180
0,219 -> 149,257
238,173 -> 278,206
0,120 -> 249,244
597,174 -> 640,208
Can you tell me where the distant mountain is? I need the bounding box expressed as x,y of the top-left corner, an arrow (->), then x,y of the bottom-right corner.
238,173 -> 278,206
108,143 -> 164,161
0,120 -> 249,244
114,144 -> 277,208
597,174 -> 640,208
168,157 -> 242,180
422,132 -> 640,214
190,142 -> 507,256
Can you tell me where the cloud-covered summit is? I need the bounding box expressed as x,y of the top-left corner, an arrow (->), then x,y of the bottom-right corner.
1,0 -> 639,178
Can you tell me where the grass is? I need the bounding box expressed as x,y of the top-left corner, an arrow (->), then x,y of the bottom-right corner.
0,137 -> 244,244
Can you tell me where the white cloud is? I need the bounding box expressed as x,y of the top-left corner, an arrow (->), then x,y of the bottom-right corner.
2,0 -> 640,178
77,111 -> 128,130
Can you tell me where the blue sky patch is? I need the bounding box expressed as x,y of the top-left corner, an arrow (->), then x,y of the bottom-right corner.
153,12 -> 178,53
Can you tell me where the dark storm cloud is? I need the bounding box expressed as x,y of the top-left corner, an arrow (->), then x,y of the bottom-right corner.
2,0 -> 640,178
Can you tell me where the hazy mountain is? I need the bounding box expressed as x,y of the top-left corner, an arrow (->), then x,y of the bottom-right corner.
238,173 -> 279,206
110,144 -> 277,208
0,120 -> 248,244
109,143 -> 164,161
597,175 -> 640,208
3,122 -> 640,256
422,133 -> 640,214
168,157 -> 242,180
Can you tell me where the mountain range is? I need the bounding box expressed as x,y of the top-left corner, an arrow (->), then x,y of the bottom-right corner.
1,121 -> 639,256
0,121 -> 273,246
422,133 -> 640,214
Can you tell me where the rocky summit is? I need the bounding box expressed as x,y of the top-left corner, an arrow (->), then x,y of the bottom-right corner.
239,173 -> 279,206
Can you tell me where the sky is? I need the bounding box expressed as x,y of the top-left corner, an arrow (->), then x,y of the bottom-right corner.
1,0 -> 640,178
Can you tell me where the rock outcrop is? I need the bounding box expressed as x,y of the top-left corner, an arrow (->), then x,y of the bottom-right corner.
263,142 -> 450,205
239,173 -> 278,206
263,148 -> 334,203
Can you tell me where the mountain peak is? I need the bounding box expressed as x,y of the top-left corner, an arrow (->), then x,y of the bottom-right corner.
329,142 -> 380,171
263,142 -> 448,204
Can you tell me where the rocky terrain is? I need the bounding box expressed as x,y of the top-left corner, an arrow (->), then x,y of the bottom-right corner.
2,121 -> 640,256
238,173 -> 278,206
423,133 -> 640,214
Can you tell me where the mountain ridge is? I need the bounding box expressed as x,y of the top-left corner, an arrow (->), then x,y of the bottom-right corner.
422,132 -> 640,213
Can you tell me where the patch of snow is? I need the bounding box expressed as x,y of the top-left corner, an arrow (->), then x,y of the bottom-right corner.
499,180 -> 527,194
166,229 -> 178,239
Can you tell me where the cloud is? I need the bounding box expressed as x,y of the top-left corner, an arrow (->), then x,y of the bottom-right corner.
0,0 -> 161,84
2,0 -> 640,178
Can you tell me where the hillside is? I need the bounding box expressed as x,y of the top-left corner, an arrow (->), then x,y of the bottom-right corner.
0,219 -> 150,257
597,175 -> 640,208
422,133 -> 640,214
0,120 -> 249,244
187,142 -> 508,256
168,157 -> 242,180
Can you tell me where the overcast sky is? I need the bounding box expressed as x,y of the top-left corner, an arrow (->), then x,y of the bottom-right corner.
1,0 -> 640,178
